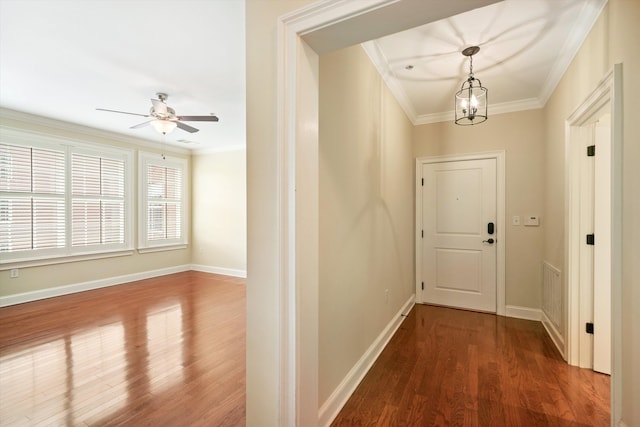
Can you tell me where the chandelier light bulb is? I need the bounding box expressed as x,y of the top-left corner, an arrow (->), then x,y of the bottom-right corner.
470,94 -> 478,108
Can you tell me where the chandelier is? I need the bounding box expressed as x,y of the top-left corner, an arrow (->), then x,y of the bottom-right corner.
454,46 -> 488,125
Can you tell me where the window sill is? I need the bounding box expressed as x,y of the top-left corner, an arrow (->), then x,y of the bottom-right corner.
0,249 -> 135,271
137,244 -> 188,254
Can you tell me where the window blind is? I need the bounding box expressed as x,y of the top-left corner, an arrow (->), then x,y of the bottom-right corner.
71,153 -> 125,247
1,133 -> 132,264
0,143 -> 66,252
146,164 -> 182,241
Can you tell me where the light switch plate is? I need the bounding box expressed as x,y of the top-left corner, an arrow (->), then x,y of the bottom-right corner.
524,215 -> 540,226
512,215 -> 521,226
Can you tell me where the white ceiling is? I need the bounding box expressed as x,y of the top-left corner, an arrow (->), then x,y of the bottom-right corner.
0,0 -> 246,153
0,0 -> 605,153
364,0 -> 606,124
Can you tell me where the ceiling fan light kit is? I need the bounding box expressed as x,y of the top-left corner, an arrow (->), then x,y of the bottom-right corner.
96,92 -> 219,136
150,119 -> 177,135
454,46 -> 488,126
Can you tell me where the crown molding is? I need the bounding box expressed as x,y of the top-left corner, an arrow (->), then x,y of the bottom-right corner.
0,107 -> 192,155
537,0 -> 608,106
413,97 -> 543,125
414,110 -> 454,125
488,97 -> 544,115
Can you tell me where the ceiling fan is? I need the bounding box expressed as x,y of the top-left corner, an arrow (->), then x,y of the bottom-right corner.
96,92 -> 218,134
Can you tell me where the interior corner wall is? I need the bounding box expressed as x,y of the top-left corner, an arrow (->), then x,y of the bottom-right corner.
318,44 -> 415,406
542,0 -> 640,424
413,110 -> 545,309
191,150 -> 246,273
0,116 -> 191,299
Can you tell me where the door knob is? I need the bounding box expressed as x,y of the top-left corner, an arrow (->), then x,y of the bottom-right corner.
482,238 -> 495,244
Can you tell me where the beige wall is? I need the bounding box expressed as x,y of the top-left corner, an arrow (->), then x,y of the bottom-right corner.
0,114 -> 192,298
192,150 -> 246,272
413,110 -> 545,309
541,7 -> 610,271
613,0 -> 640,422
542,1 -> 640,424
318,45 -> 414,405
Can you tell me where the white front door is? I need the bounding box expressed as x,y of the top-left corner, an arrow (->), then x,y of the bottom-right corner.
420,159 -> 497,312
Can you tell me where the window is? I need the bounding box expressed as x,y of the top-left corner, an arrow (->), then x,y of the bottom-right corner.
71,153 -> 125,248
0,129 -> 133,265
0,144 -> 66,254
138,152 -> 188,250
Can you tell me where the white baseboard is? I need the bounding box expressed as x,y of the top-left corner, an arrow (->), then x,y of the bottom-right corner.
0,265 -> 191,307
505,305 -> 542,321
318,294 -> 415,427
506,306 -> 566,359
190,264 -> 247,278
541,311 -> 566,359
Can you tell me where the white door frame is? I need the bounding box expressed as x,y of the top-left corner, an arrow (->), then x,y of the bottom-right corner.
275,2 -> 503,425
415,151 -> 506,316
565,64 -> 622,424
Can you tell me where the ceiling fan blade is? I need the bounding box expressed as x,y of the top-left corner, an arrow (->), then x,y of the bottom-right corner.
176,121 -> 199,133
130,120 -> 153,129
151,99 -> 168,115
96,108 -> 149,117
177,115 -> 219,122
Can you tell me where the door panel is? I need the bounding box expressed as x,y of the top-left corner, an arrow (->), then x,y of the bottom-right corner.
421,159 -> 497,312
435,249 -> 481,292
593,116 -> 611,375
435,168 -> 483,234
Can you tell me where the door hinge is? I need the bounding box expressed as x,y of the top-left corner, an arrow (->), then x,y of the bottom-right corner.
587,145 -> 595,157
421,178 -> 424,186
421,230 -> 424,238
586,234 -> 595,245
421,282 -> 424,290
586,322 -> 594,334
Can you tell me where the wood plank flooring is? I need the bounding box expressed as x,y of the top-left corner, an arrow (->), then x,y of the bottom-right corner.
1,275 -> 610,426
332,304 -> 610,427
0,271 -> 245,426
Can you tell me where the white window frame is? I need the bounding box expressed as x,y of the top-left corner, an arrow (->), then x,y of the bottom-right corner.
0,127 -> 134,268
138,151 -> 189,252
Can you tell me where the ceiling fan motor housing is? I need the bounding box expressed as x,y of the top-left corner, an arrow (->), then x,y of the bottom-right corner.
150,106 -> 176,120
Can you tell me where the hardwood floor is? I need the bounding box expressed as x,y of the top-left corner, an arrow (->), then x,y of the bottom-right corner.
332,304 -> 610,427
0,271 -> 245,426
1,276 -> 610,426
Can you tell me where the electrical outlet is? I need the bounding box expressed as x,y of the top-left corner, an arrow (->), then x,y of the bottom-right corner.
10,269 -> 19,278
385,289 -> 389,304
